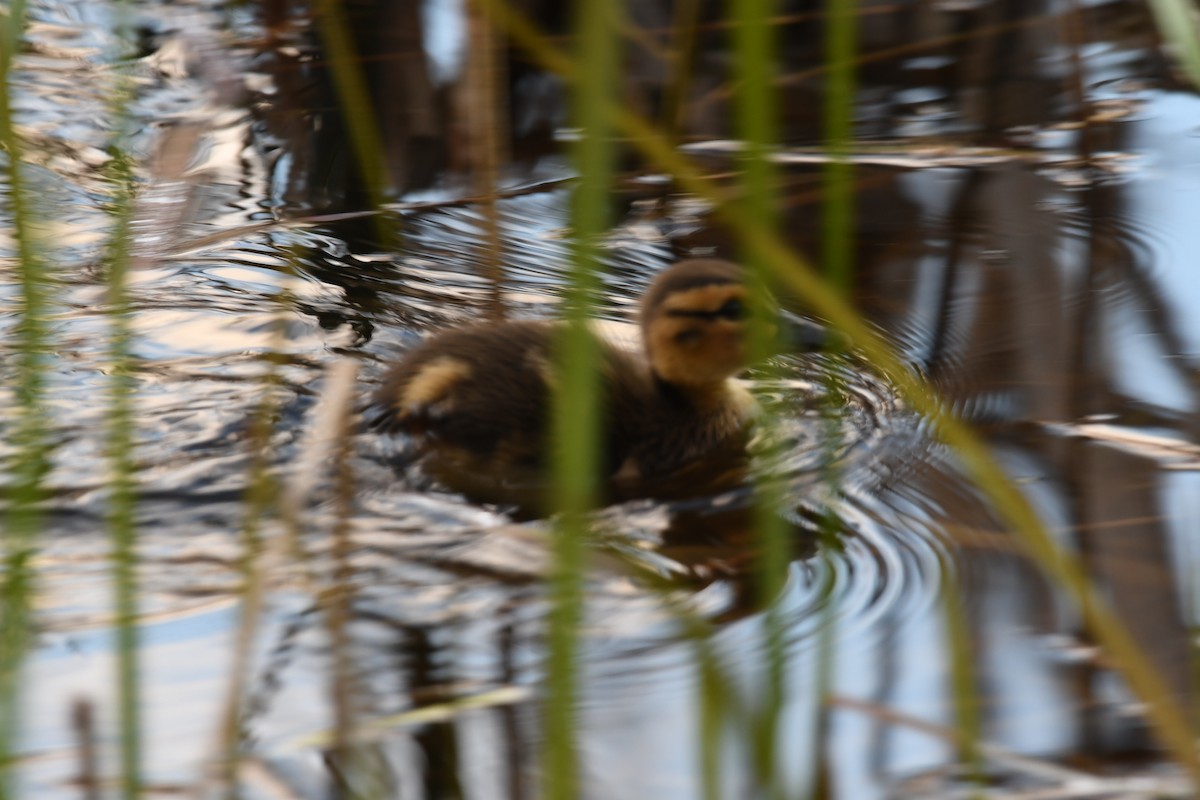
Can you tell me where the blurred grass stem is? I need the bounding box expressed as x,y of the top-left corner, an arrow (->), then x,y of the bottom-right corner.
731,0 -> 790,796
823,0 -> 855,291
466,0 -> 509,321
103,6 -> 144,794
1147,0 -> 1200,88
0,2 -> 52,796
314,0 -> 392,244
943,558 -> 983,778
544,0 -> 617,798
104,144 -> 142,800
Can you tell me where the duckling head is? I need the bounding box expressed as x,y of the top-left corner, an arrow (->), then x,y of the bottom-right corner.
640,259 -> 750,389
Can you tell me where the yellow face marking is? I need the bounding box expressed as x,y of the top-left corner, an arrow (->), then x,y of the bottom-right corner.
645,285 -> 748,386
400,356 -> 472,411
657,284 -> 746,317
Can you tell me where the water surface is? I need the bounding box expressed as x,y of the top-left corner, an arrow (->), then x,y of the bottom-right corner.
4,1 -> 1199,798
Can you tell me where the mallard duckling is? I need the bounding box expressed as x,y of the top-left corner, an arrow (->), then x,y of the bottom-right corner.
370,258 -> 783,506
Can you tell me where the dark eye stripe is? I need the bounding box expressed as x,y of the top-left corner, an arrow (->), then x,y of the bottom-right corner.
666,298 -> 745,322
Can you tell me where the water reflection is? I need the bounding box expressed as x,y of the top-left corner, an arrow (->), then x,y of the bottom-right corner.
3,0 -> 1200,798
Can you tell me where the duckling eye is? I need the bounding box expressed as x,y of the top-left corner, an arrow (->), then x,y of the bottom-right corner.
715,297 -> 745,321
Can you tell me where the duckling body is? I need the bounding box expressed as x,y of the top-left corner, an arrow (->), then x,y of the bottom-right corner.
370,259 -> 757,504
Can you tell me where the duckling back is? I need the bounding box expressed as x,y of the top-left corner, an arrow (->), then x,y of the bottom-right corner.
371,321 -> 648,479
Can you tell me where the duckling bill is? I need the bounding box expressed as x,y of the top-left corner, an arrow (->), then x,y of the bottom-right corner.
370,258 -> 780,507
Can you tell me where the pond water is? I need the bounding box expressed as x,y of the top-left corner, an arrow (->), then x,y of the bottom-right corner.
3,0 -> 1199,798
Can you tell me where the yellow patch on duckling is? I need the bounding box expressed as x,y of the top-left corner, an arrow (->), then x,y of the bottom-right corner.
400,356 -> 472,412
657,284 -> 744,316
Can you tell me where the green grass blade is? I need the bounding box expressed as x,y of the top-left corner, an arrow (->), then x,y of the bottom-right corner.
544,0 -> 619,797
942,557 -> 983,783
813,0 -> 857,793
823,0 -> 856,292
0,2 -> 52,796
102,8 -> 143,795
698,644 -> 726,800
313,0 -> 391,220
104,146 -> 142,800
1147,0 -> 1200,88
730,0 -> 791,796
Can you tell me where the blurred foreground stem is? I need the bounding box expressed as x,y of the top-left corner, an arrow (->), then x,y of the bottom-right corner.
544,0 -> 618,798
731,0 -> 790,796
0,2 -> 53,796
104,5 -> 144,793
